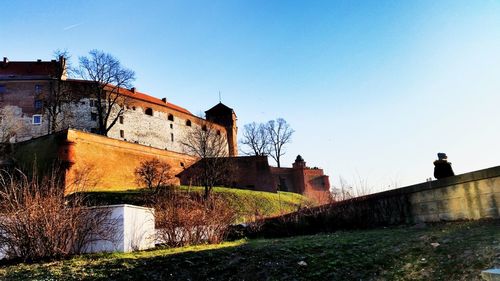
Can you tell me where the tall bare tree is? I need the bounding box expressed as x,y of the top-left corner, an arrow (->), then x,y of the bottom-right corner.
240,122 -> 270,156
267,118 -> 294,167
45,50 -> 76,133
77,50 -> 135,136
181,122 -> 230,199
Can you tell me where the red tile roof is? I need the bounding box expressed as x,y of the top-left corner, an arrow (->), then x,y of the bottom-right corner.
67,79 -> 193,115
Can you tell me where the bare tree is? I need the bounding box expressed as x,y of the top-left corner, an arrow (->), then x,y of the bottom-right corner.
77,50 -> 135,136
135,159 -> 173,189
44,50 -> 77,133
240,122 -> 270,156
181,122 -> 230,199
266,118 -> 294,167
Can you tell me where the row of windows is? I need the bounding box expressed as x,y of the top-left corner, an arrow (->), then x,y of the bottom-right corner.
90,112 -> 193,128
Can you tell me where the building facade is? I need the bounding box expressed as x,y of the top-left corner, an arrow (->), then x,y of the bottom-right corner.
0,57 -> 237,157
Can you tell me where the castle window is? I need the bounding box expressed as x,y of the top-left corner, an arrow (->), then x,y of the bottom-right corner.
34,100 -> 43,110
35,85 -> 42,94
120,130 -> 125,138
32,115 -> 42,125
132,106 -> 136,111
170,124 -> 173,129
171,133 -> 174,142
202,125 -> 207,131
145,108 -> 153,116
91,112 -> 97,121
119,116 -> 124,124
168,114 -> 174,121
217,130 -> 221,136
186,120 -> 192,127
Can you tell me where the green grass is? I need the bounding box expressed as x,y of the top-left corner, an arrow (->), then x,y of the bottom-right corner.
81,186 -> 314,222
1,220 -> 499,280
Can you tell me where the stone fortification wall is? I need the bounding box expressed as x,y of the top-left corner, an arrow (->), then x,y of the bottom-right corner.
12,129 -> 197,193
64,130 -> 197,192
105,99 -> 228,155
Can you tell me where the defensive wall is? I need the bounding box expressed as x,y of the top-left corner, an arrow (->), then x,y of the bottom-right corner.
247,165 -> 500,237
13,129 -> 197,193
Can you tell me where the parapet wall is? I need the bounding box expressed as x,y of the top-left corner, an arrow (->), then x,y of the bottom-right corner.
407,167 -> 500,222
249,165 -> 500,238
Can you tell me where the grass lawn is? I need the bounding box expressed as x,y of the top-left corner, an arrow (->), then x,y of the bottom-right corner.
81,186 -> 314,222
1,219 -> 498,280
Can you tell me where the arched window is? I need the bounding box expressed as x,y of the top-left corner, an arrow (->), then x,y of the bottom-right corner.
168,114 -> 174,121
217,130 -> 221,136
145,108 -> 153,116
186,120 -> 192,127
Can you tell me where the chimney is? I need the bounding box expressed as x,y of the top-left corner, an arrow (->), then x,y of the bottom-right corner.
131,87 -> 136,93
2,57 -> 8,64
37,59 -> 42,62
161,98 -> 167,103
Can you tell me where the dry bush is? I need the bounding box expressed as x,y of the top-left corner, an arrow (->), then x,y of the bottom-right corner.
135,159 -> 173,189
152,188 -> 236,247
0,168 -> 115,262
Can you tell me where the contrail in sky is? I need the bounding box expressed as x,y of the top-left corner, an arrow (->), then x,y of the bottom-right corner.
63,22 -> 83,31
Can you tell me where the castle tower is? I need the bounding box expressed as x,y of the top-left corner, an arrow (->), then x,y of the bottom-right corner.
292,154 -> 306,169
205,102 -> 238,156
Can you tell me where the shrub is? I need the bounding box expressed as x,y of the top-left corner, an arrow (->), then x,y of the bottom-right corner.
0,169 -> 115,262
152,188 -> 236,247
135,159 -> 173,189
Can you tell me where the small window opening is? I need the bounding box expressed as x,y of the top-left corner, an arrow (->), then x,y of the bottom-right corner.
119,116 -> 124,124
217,130 -> 221,136
186,120 -> 192,126
32,115 -> 42,125
202,125 -> 207,131
91,112 -> 97,121
170,124 -> 173,129
120,130 -> 125,138
35,85 -> 42,94
171,133 -> 174,142
145,108 -> 153,116
34,100 -> 43,110
168,114 -> 174,121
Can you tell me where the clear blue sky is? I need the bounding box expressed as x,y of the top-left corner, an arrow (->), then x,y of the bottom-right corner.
2,0 -> 500,191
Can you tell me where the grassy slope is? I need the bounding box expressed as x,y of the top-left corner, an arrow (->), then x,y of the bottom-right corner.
81,186 -> 314,222
1,220 -> 499,281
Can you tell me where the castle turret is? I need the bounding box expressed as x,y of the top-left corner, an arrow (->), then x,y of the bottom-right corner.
205,102 -> 238,156
292,154 -> 306,169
